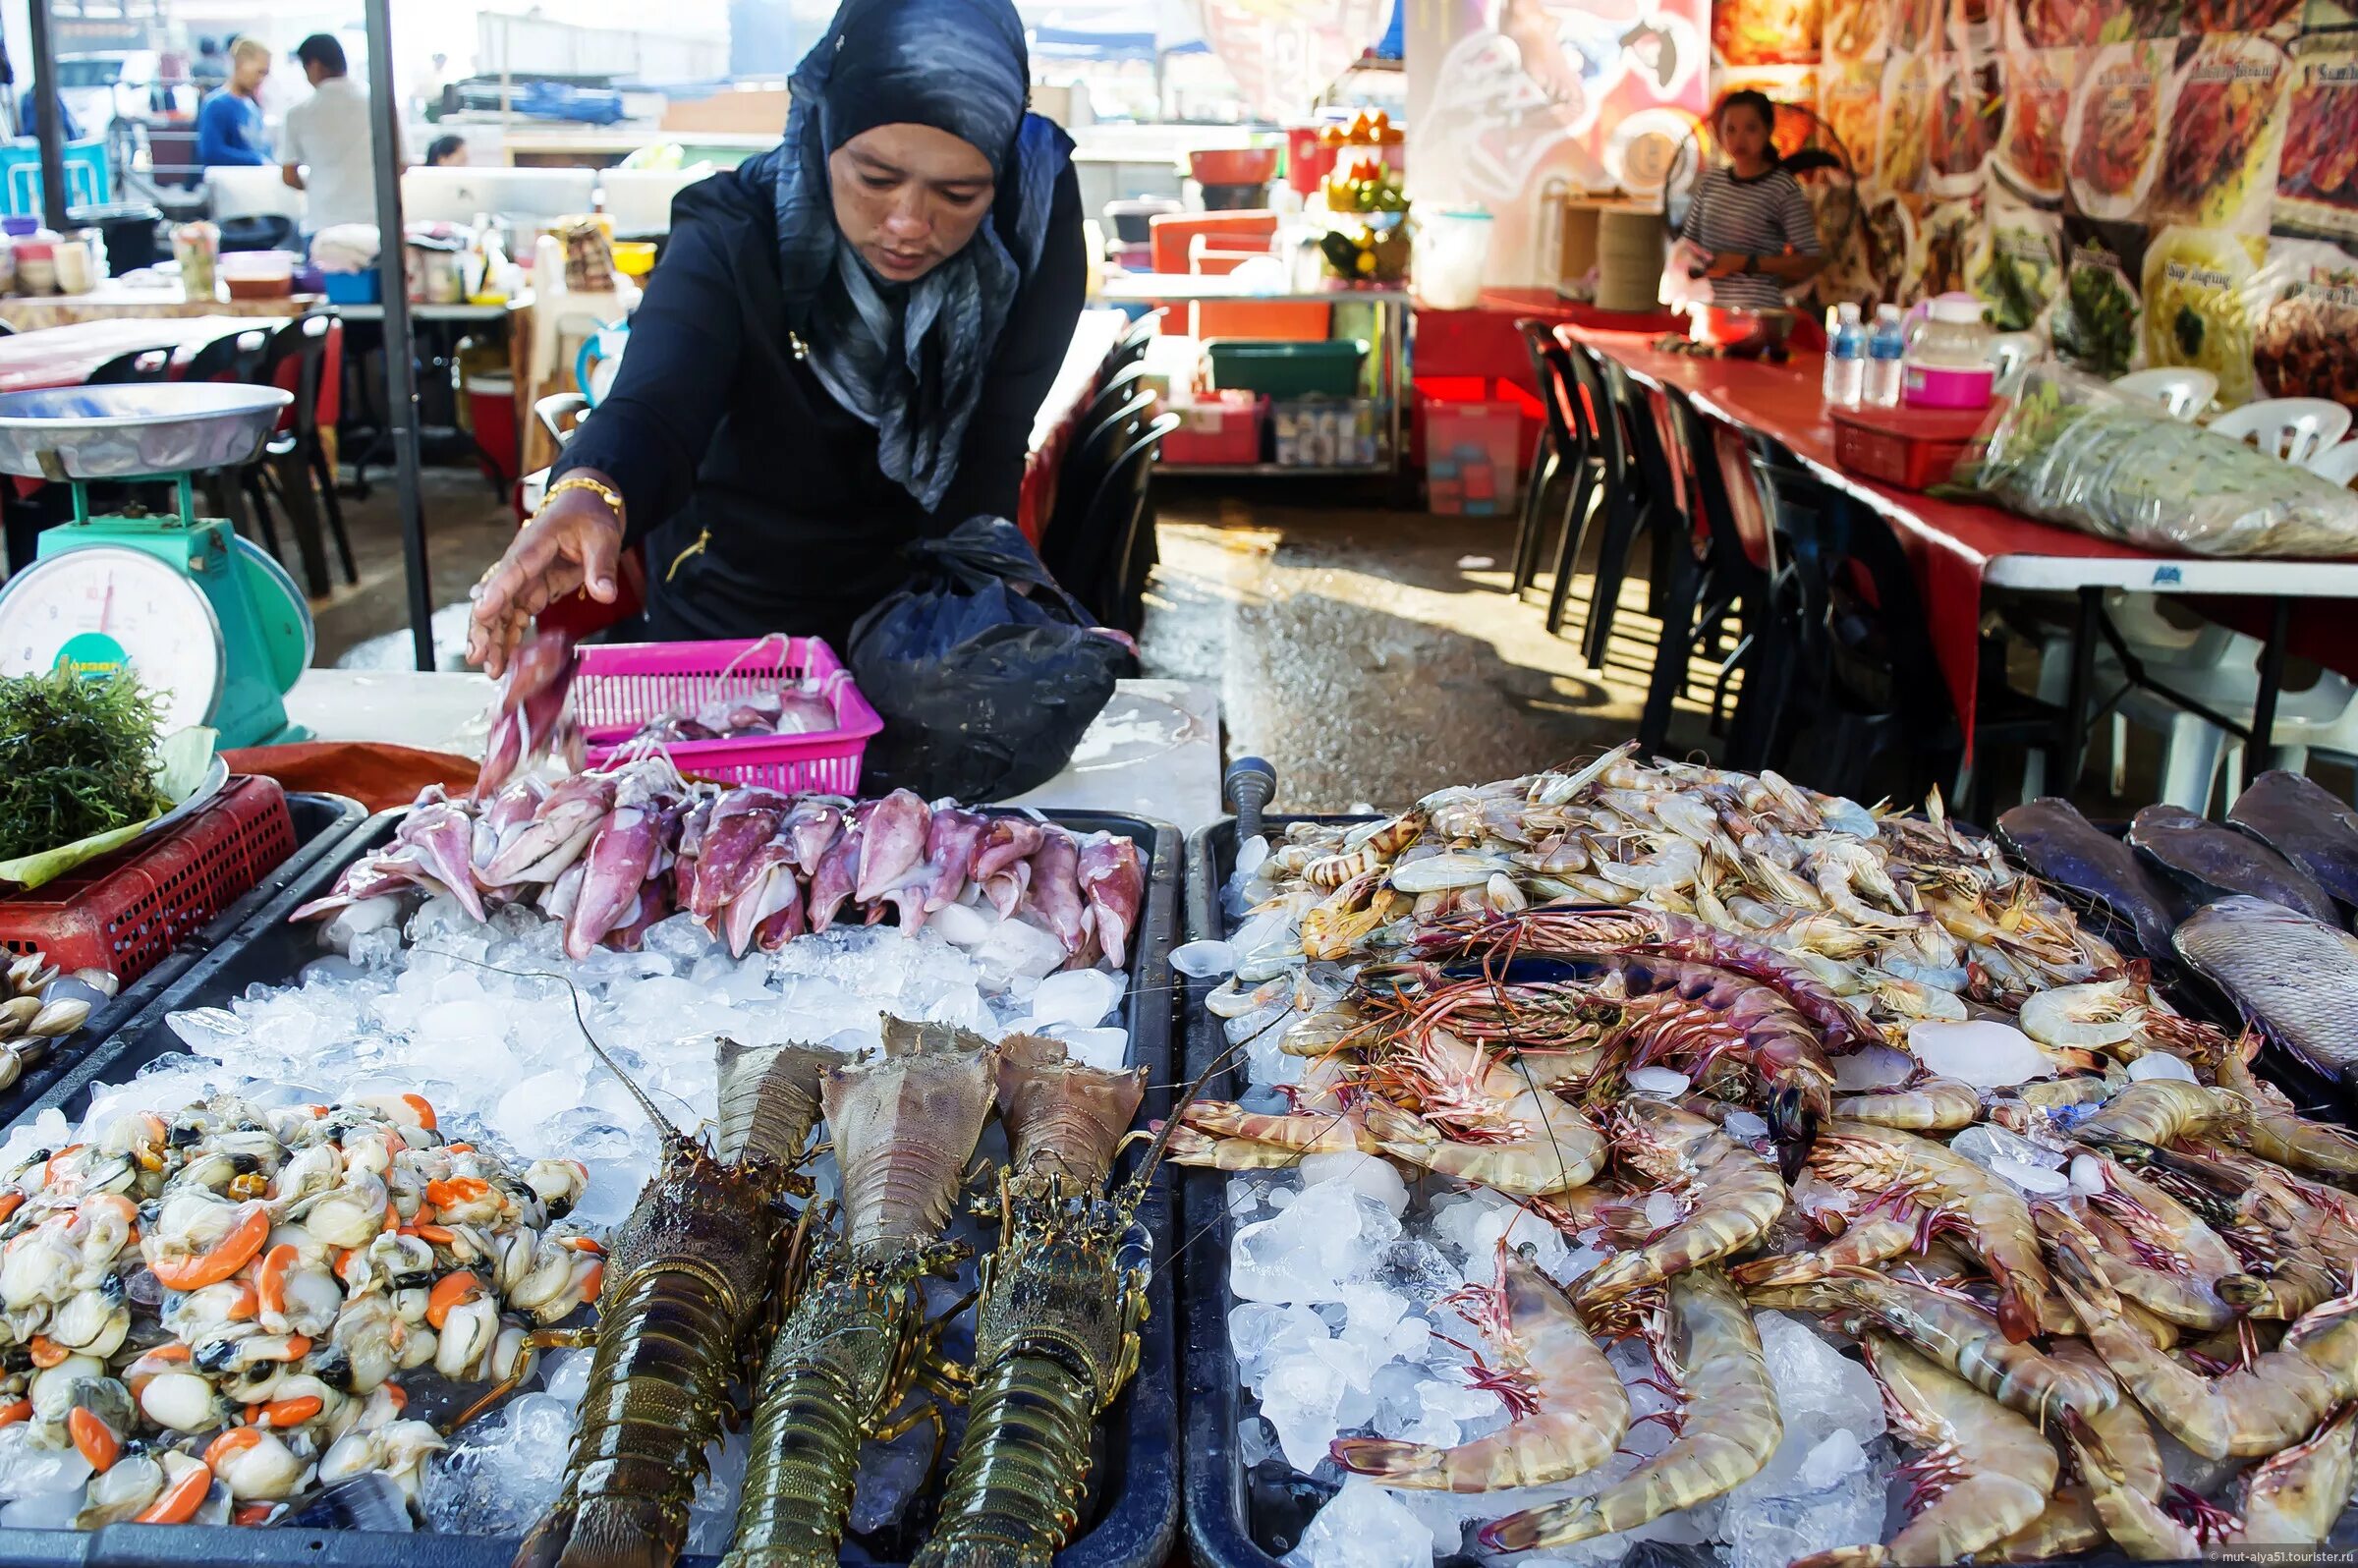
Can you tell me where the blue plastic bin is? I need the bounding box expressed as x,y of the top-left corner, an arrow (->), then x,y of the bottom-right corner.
322,269 -> 382,305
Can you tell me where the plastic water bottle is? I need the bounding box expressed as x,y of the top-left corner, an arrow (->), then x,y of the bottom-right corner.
1823,303 -> 1865,408
1864,304 -> 1907,408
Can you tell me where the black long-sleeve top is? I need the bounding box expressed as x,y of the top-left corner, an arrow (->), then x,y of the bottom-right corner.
554,143 -> 1088,648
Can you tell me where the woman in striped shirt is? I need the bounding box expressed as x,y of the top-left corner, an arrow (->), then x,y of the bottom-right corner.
1683,90 -> 1825,311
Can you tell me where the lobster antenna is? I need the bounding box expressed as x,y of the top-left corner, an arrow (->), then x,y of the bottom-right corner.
1124,1026 -> 1234,1193
419,946 -> 676,1136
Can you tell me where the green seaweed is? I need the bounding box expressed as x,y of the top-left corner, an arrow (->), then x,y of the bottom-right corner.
0,667 -> 169,862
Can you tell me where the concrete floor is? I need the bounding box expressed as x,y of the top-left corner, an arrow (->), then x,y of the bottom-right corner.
310,465 -> 517,672
1140,480 -> 1719,812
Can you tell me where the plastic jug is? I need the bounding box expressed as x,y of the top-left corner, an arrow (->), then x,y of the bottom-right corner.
1415,208 -> 1493,311
1902,296 -> 1995,412
574,321 -> 630,407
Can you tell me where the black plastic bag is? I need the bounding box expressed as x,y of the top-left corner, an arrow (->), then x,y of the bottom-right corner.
847,517 -> 1136,801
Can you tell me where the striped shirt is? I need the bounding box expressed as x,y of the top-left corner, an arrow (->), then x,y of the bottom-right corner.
1681,164 -> 1821,310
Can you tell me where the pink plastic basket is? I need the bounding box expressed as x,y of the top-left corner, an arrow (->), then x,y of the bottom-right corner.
574,636 -> 883,794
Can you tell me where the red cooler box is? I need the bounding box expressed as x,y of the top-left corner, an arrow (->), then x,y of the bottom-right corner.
1161,391 -> 1264,466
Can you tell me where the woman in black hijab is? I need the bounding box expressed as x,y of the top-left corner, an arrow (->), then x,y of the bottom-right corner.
466,0 -> 1085,673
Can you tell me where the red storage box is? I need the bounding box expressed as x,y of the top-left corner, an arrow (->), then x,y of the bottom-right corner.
0,775 -> 297,982
1161,392 -> 1264,466
1829,402 -> 1999,491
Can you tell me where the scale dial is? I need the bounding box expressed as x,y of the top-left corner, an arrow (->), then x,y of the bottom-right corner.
0,545 -> 226,731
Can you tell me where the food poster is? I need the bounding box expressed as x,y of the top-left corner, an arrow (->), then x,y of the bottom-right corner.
1924,192 -> 1986,292
1929,54 -> 2004,195
1881,53 -> 1937,193
2148,35 -> 2290,234
2277,39 -> 2358,238
1820,57 -> 1883,177
1975,190 -> 2066,324
2067,43 -> 2175,224
2181,0 -> 2303,36
2142,225 -> 2268,402
1406,0 -> 1713,286
1994,48 -> 2074,201
2051,220 -> 2147,373
1714,0 -> 1824,63
1678,0 -> 2336,397
2254,234 -> 2358,411
1824,0 -> 1891,60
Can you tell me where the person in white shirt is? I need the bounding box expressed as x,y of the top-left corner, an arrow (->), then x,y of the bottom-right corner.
280,33 -> 401,232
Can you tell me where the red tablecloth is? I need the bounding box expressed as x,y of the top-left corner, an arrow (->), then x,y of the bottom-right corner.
1566,330 -> 2175,745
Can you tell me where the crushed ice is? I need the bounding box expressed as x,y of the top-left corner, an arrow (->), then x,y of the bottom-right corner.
1210,856 -> 1906,1568
0,895 -> 1136,1538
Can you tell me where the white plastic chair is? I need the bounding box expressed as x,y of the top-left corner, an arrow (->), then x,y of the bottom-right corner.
2207,397 -> 2353,470
2110,641 -> 2358,812
2312,439 -> 2358,488
2109,367 -> 2217,422
2023,593 -> 2243,802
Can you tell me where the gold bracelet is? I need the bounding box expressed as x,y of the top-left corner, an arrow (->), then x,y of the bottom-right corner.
536,475 -> 626,535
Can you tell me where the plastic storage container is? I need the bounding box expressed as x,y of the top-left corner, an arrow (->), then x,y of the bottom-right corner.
1205,338 -> 1368,398
1272,398 -> 1379,469
220,249 -> 296,300
1830,401 -> 1997,490
1903,296 -> 1995,411
1414,208 -> 1492,311
321,268 -> 381,305
0,775 -> 298,984
2,806 -> 1185,1568
1423,396 -> 1523,510
1161,390 -> 1265,466
574,636 -> 884,792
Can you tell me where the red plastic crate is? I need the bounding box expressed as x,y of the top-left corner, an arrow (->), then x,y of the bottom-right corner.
0,775 -> 296,982
1829,402 -> 1998,491
1161,392 -> 1264,466
576,636 -> 883,794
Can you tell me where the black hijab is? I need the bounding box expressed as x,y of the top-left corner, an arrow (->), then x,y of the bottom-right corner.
774,0 -> 1074,512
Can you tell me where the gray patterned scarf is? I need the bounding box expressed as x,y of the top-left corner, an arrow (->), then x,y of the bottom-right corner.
773,0 -> 1073,512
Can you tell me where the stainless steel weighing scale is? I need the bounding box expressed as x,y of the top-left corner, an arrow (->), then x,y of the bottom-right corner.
0,383 -> 313,749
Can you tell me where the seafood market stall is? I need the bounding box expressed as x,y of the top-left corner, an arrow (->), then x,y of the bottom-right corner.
0,389 -> 1205,1563
0,779 -> 1185,1567
1173,750 -> 2358,1568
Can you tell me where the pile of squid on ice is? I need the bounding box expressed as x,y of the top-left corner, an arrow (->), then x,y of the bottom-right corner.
296,756 -> 1146,976
1170,744 -> 2358,1568
0,1018 -> 1163,1566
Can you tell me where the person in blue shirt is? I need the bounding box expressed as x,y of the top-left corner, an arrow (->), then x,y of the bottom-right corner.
195,37 -> 271,167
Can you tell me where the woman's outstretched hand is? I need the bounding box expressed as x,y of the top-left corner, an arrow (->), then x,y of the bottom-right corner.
466,477 -> 624,679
